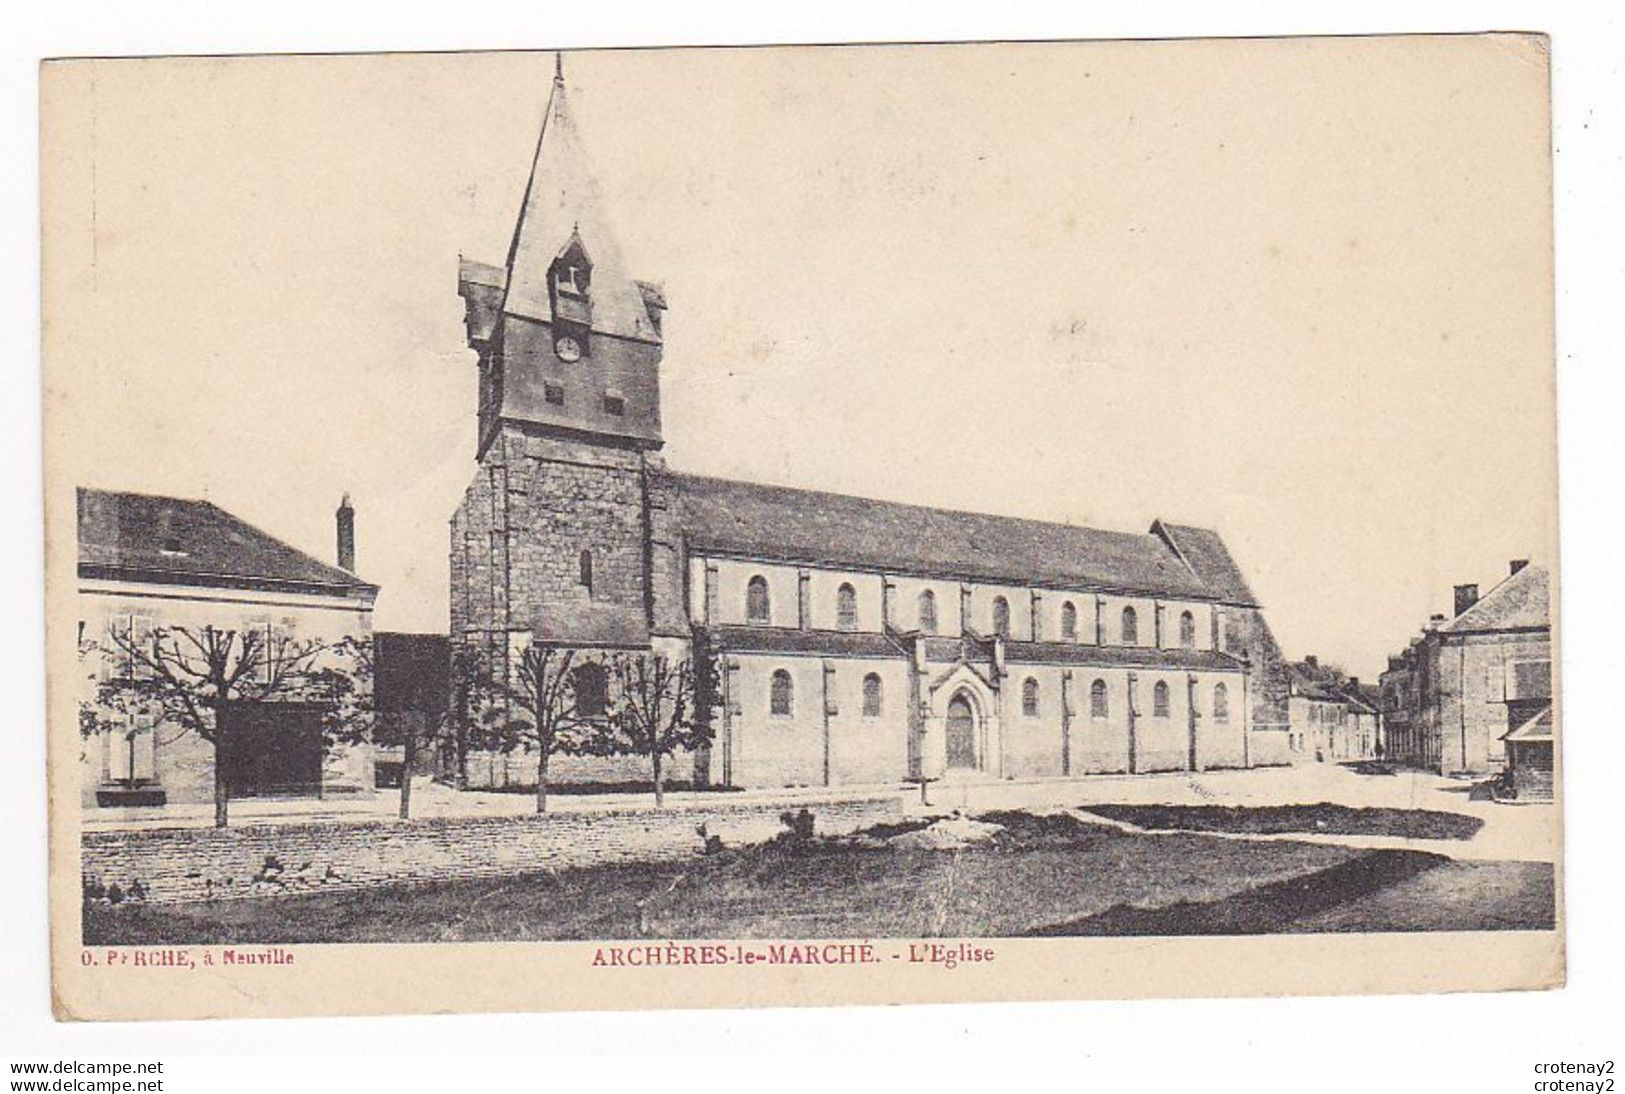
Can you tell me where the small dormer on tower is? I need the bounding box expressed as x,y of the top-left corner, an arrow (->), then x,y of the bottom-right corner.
456,54 -> 666,455
548,228 -> 593,361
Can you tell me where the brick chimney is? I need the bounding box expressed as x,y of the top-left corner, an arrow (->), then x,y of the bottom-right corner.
1303,654 -> 1318,670
1453,583 -> 1479,618
1427,613 -> 1447,631
1509,558 -> 1529,576
336,493 -> 355,572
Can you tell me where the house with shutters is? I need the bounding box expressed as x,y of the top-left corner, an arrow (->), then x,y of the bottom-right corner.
76,488 -> 377,807
1282,655 -> 1382,764
448,61 -> 1290,790
1378,560 -> 1553,776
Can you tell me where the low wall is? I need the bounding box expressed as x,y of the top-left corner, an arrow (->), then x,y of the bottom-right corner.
458,748 -> 700,791
81,794 -> 904,906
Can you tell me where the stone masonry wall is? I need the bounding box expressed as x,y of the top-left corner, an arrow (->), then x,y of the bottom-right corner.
81,794 -> 903,905
1220,604 -> 1290,732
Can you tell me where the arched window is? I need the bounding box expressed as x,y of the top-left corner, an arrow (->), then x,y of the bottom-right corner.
1090,679 -> 1108,720
1153,680 -> 1171,718
836,583 -> 859,630
1179,610 -> 1196,649
992,596 -> 1010,638
1022,677 -> 1040,718
746,575 -> 770,624
1060,601 -> 1077,640
573,661 -> 608,718
770,669 -> 793,716
1120,606 -> 1139,645
917,589 -> 938,634
862,673 -> 883,717
578,550 -> 593,592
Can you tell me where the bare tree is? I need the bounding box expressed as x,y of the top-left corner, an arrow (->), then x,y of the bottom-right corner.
481,643 -> 594,814
594,651 -> 717,808
83,623 -> 366,828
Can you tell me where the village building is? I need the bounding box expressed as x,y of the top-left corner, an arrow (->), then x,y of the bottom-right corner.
447,64 -> 1290,789
77,488 -> 377,807
1283,656 -> 1381,763
1377,560 -> 1553,776
1502,705 -> 1554,801
1380,646 -> 1424,767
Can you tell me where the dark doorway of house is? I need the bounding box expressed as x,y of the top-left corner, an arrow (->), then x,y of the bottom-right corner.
219,701 -> 325,797
945,694 -> 978,769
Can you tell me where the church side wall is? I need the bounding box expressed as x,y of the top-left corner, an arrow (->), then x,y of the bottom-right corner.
726,654 -> 910,788
957,663 -> 1249,779
692,553 -> 1224,654
1219,604 -> 1290,733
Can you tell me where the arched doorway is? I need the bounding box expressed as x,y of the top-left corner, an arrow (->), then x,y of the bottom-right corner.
945,692 -> 979,770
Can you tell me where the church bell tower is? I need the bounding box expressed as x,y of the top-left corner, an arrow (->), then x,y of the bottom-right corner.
457,54 -> 667,457
450,55 -> 686,673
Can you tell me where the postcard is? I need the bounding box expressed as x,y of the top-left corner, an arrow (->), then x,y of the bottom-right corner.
42,34 -> 1560,1020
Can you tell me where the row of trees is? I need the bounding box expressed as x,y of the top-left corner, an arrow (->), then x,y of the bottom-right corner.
81,622 -> 717,827
482,645 -> 717,813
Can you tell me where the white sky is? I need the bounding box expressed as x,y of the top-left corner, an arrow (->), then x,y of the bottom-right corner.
48,39 -> 1555,680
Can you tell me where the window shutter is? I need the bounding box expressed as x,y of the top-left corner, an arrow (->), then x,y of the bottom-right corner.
110,719 -> 132,782
131,615 -> 154,680
1510,660 -> 1551,701
132,713 -> 157,780
99,618 -> 116,682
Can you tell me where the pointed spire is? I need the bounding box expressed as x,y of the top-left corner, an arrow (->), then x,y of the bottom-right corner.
498,55 -> 662,343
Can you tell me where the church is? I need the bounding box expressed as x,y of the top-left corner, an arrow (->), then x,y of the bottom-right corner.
448,62 -> 1290,789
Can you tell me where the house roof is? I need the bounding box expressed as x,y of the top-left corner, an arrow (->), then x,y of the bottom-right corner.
1503,704 -> 1553,742
498,66 -> 662,344
76,488 -> 376,597
1286,659 -> 1348,702
671,473 -> 1222,601
1441,562 -> 1550,634
1151,521 -> 1261,606
1339,684 -> 1381,714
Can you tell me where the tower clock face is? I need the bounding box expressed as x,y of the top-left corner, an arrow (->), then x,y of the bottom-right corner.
555,335 -> 582,362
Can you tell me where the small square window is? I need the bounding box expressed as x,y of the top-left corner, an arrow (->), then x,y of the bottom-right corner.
543,381 -> 565,406
603,393 -> 626,416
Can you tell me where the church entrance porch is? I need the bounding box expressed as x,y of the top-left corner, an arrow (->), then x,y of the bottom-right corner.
922,667 -> 1001,782
945,694 -> 979,770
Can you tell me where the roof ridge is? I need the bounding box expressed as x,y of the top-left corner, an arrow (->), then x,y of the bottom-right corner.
201,500 -> 366,587
1441,560 -> 1546,632
80,485 -> 208,506
77,486 -> 374,593
670,470 -> 1170,543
